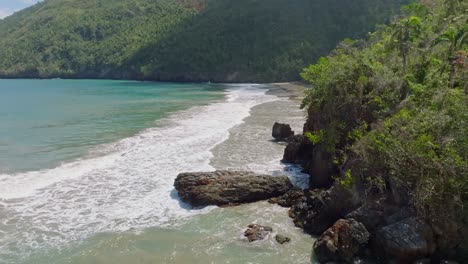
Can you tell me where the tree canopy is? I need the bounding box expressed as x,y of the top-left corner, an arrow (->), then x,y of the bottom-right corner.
0,0 -> 408,82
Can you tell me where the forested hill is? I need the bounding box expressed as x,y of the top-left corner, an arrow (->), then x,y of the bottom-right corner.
0,0 -> 408,82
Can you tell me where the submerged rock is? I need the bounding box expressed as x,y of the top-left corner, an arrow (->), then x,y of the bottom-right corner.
313,218 -> 370,263
275,234 -> 291,244
374,217 -> 436,263
244,224 -> 273,242
272,122 -> 294,141
174,171 -> 293,206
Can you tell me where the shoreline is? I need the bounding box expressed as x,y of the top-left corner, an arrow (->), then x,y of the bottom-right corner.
0,82 -> 313,264
268,82 -> 309,101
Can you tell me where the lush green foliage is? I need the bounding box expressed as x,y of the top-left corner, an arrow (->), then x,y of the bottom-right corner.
301,0 -> 467,230
0,0 -> 407,82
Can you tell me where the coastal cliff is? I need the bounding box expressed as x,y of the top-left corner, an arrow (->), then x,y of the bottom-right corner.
281,0 -> 467,263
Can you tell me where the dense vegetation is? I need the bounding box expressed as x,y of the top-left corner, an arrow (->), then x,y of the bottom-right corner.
301,0 -> 467,257
0,0 -> 408,82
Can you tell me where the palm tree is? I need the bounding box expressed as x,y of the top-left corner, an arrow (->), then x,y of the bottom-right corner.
390,16 -> 422,73
434,24 -> 468,87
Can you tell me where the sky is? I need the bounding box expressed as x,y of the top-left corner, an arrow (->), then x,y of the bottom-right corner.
0,0 -> 41,19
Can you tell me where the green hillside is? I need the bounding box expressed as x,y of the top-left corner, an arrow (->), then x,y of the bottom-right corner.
0,0 -> 408,82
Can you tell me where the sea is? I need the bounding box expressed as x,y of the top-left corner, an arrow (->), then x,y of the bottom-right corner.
0,79 -> 315,264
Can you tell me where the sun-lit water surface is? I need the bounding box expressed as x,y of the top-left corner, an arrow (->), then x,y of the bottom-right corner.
0,80 -> 315,264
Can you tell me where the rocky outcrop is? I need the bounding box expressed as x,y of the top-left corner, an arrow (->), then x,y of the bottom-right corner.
282,135 -> 309,164
281,133 -> 334,188
244,224 -> 273,242
275,234 -> 291,244
174,171 -> 293,207
268,188 -> 304,207
313,218 -> 370,263
272,122 -> 294,141
374,217 -> 436,263
289,184 -> 360,235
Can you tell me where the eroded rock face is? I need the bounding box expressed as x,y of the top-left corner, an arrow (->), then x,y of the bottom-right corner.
313,218 -> 370,263
244,224 -> 273,242
346,203 -> 387,231
289,184 -> 359,235
272,122 -> 294,141
174,171 -> 293,206
281,134 -> 334,188
374,217 -> 436,263
282,135 -> 309,164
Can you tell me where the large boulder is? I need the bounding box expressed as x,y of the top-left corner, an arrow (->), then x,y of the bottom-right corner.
174,171 -> 293,206
313,218 -> 370,263
374,217 -> 436,263
272,122 -> 294,141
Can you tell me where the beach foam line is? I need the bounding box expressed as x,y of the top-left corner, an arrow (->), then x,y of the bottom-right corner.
0,84 -> 278,259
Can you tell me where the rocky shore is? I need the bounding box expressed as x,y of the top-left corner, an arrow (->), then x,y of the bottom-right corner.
173,84 -> 463,264
275,121 -> 463,264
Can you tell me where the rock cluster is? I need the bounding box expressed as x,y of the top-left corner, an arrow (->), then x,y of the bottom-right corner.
174,171 -> 293,206
289,184 -> 359,235
171,121 -> 464,264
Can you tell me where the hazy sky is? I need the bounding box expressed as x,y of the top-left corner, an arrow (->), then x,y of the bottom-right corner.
0,0 -> 41,19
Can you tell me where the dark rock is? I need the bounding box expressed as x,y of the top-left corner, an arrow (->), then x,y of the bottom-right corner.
268,188 -> 304,207
314,218 -> 370,263
429,218 -> 464,255
282,134 -> 334,188
374,217 -> 436,263
308,146 -> 335,188
272,122 -> 294,141
346,204 -> 386,231
282,135 -> 309,164
275,234 -> 291,244
289,184 -> 360,235
244,224 -> 273,242
174,171 -> 293,207
384,207 -> 416,225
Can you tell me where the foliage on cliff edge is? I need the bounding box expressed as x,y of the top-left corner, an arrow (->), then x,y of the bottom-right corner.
301,0 -> 467,255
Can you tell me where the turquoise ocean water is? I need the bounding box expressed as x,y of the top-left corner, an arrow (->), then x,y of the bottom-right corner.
0,79 -> 314,264
0,79 -> 223,174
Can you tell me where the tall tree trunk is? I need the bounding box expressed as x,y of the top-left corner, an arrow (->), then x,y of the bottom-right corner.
449,62 -> 456,88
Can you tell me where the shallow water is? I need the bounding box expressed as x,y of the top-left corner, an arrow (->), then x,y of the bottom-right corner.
0,80 -> 315,264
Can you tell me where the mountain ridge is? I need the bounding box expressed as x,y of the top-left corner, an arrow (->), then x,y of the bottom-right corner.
0,0 -> 409,82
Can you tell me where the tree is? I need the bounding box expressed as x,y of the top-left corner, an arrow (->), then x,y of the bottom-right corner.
390,16 -> 422,73
434,24 -> 468,87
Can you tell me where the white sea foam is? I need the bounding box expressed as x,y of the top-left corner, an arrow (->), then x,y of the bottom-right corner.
0,85 -> 277,259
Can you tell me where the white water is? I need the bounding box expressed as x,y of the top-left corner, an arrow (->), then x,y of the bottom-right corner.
0,85 -> 278,261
